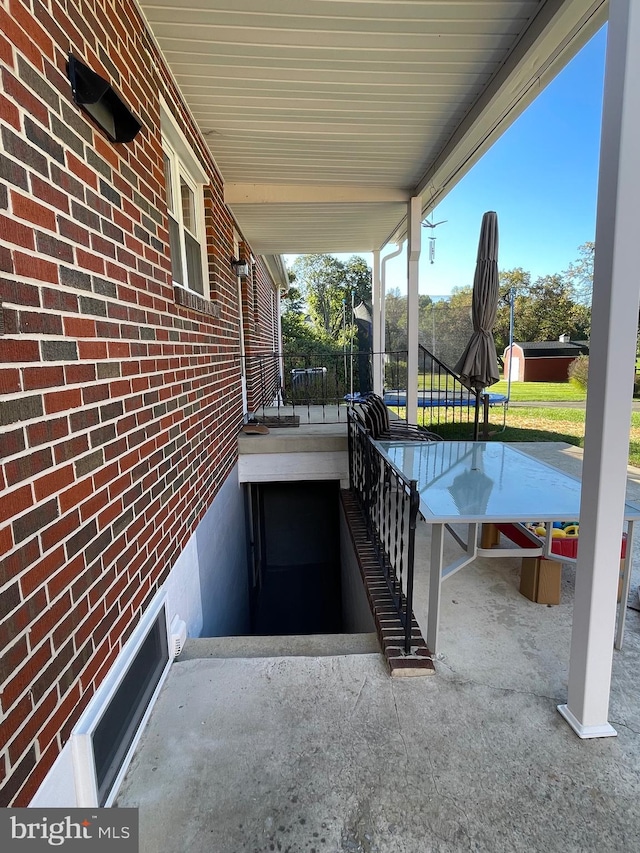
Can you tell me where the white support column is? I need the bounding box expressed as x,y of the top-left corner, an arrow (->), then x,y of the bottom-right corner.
558,0 -> 640,739
377,243 -> 403,397
372,249 -> 382,395
406,197 -> 422,426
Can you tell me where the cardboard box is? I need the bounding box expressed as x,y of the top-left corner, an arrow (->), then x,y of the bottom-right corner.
520,556 -> 562,604
520,556 -> 625,605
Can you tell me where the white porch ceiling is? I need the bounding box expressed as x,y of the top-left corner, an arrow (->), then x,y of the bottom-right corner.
138,0 -> 607,254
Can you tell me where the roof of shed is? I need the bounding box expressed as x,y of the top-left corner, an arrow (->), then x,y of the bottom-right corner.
511,341 -> 590,357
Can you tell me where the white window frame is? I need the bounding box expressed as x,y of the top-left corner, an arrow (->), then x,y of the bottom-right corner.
160,99 -> 209,299
70,589 -> 172,807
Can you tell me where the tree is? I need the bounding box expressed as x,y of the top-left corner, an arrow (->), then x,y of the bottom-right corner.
384,288 -> 476,369
342,255 -> 372,306
385,288 -> 407,353
499,267 -> 531,294
495,265 -> 591,351
291,254 -> 372,341
280,285 -> 316,351
281,278 -> 303,313
416,287 -> 474,368
563,242 -> 595,307
568,354 -> 589,389
494,268 -> 532,355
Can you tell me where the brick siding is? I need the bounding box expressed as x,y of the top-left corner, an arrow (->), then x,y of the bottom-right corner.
0,0 -> 280,805
340,491 -> 435,677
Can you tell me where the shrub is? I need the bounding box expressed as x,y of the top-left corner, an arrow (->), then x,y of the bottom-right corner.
568,355 -> 589,389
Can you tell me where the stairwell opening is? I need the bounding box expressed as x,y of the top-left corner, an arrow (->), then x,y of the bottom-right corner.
246,480 -> 372,637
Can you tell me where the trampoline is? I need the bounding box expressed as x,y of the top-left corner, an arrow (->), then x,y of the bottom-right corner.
383,390 -> 508,408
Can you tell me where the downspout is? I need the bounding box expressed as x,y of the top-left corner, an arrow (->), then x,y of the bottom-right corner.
276,286 -> 285,405
374,243 -> 403,396
372,250 -> 381,394
407,197 -> 422,426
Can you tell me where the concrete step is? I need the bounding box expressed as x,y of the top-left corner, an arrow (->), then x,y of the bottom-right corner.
177,633 -> 380,661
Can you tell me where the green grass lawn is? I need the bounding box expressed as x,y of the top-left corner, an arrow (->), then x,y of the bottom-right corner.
491,379 -> 586,402
495,407 -> 640,468
392,380 -> 640,467
417,376 -> 586,401
425,408 -> 640,467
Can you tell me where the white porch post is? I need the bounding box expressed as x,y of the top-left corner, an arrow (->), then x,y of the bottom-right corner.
372,249 -> 382,395
558,0 -> 640,738
407,197 -> 422,425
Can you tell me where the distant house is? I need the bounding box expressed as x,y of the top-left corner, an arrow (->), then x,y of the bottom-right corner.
503,338 -> 589,382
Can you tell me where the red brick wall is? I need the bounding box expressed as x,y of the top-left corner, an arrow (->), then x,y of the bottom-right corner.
0,0 -> 277,805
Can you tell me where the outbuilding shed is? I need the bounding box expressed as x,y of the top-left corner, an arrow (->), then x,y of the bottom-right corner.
503,339 -> 589,382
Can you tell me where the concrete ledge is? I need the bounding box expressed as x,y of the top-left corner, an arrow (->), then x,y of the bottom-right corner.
238,450 -> 348,485
340,490 -> 435,677
238,422 -> 349,483
238,431 -> 347,455
178,633 -> 380,660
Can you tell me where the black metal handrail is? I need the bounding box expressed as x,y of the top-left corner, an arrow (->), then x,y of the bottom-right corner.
418,344 -> 488,440
384,345 -> 494,439
347,410 -> 420,654
417,345 -> 483,438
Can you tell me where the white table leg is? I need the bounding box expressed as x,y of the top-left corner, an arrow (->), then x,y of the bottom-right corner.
427,522 -> 445,654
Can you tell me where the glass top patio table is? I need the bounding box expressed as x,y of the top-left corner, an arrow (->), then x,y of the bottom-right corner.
374,440 -> 640,525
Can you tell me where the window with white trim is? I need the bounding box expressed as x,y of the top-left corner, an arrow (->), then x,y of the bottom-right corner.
160,100 -> 210,299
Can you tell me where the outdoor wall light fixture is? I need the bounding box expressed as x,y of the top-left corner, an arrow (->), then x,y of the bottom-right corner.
230,258 -> 250,278
67,55 -> 142,143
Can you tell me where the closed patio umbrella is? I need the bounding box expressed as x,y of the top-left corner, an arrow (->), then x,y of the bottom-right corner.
454,211 -> 500,438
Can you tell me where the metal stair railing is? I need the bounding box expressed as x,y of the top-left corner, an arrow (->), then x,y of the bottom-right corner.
347,410 -> 419,654
384,345 -> 489,439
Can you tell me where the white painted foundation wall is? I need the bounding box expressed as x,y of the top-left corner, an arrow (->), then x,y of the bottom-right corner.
30,464 -> 249,806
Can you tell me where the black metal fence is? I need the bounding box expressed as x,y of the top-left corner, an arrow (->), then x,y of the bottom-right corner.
241,348 -> 496,437
241,349 -> 367,423
347,410 -> 419,653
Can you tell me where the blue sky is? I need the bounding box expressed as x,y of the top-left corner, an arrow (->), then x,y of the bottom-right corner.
412,25 -> 607,295
287,25 -> 607,297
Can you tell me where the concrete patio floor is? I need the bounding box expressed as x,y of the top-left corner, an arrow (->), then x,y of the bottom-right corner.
117,443 -> 640,853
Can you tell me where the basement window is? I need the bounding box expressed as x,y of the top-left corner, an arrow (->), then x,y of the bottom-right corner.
93,608 -> 168,804
71,592 -> 171,806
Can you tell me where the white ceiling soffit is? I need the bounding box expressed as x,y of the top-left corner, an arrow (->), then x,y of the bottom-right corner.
138,0 -> 607,254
